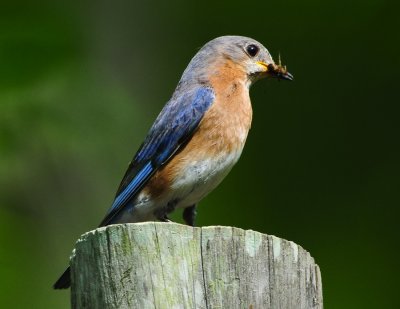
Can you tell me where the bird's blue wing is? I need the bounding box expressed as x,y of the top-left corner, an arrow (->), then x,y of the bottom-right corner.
99,86 -> 215,226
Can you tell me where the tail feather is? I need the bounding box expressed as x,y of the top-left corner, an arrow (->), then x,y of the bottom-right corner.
53,267 -> 71,289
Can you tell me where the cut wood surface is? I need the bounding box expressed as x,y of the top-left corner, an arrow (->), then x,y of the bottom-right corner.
71,222 -> 323,309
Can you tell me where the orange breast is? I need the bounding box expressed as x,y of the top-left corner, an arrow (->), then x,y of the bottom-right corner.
145,59 -> 253,199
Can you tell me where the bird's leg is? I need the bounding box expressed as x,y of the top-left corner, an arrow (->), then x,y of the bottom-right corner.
183,204 -> 197,227
155,199 -> 177,223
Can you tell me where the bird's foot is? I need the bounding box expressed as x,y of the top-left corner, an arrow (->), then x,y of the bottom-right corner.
158,215 -> 172,223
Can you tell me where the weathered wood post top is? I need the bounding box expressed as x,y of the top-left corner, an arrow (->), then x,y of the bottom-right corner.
71,222 -> 323,309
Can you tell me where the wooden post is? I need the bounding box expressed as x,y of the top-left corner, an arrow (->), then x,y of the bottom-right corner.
70,222 -> 323,309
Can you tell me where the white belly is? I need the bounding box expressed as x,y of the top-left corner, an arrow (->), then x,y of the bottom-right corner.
170,149 -> 242,207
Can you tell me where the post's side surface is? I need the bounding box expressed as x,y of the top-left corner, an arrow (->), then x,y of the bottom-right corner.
70,222 -> 323,309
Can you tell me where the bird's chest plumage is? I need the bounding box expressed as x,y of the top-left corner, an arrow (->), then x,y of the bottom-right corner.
167,80 -> 253,206
123,69 -> 253,222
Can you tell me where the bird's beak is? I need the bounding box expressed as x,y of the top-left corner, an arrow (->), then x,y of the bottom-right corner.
257,61 -> 294,81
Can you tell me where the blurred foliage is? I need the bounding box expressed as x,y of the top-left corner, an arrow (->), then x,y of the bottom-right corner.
0,0 -> 399,308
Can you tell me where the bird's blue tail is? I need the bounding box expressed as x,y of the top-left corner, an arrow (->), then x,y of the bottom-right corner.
53,267 -> 71,289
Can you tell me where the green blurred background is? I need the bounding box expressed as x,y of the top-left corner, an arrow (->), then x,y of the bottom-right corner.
1,0 -> 399,307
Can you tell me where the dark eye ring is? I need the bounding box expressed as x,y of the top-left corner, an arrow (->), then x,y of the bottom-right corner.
246,44 -> 259,57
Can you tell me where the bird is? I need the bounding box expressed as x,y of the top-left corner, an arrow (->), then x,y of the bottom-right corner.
53,35 -> 293,289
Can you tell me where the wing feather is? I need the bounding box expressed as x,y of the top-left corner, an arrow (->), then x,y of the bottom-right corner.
99,86 -> 215,226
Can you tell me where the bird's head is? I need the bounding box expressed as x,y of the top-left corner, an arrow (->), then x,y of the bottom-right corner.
182,36 -> 293,88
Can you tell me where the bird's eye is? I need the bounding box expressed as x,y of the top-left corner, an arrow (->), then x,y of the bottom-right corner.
246,44 -> 259,57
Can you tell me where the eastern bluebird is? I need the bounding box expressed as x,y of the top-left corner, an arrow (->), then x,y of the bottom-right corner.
54,35 -> 293,289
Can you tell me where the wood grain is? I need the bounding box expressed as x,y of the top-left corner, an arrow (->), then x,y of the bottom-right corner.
71,222 -> 322,309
